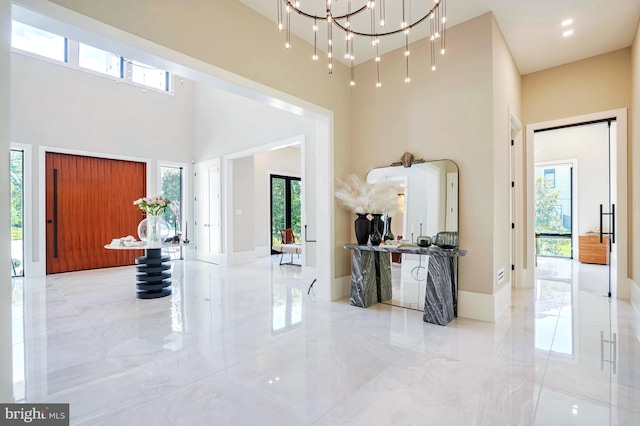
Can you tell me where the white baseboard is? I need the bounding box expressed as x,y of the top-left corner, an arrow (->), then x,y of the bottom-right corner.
332,275 -> 351,302
226,250 -> 256,266
458,290 -> 497,322
182,245 -> 198,261
302,266 -> 317,283
255,245 -> 271,258
27,261 -> 46,278
630,279 -> 640,317
494,281 -> 512,319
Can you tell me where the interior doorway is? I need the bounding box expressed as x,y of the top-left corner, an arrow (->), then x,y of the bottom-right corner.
533,119 -> 617,296
194,159 -> 221,264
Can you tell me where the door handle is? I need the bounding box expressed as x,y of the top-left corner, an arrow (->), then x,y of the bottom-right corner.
601,330 -> 617,374
611,204 -> 615,244
53,168 -> 59,259
599,204 -> 615,244
599,204 -> 603,243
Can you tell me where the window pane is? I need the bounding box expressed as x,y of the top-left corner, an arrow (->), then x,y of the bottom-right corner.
535,165 -> 572,235
11,150 -> 24,277
535,164 -> 572,258
131,60 -> 169,91
290,180 -> 301,240
11,20 -> 66,62
79,43 -> 121,77
160,166 -> 182,232
272,286 -> 302,333
537,236 -> 572,257
271,178 -> 286,246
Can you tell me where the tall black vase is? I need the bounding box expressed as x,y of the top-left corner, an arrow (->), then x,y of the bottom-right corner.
354,214 -> 371,245
369,214 -> 383,246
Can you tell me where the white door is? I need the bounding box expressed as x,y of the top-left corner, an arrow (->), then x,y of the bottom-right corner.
195,159 -> 221,264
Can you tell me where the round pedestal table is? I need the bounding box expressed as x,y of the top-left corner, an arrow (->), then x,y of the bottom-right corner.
104,243 -> 172,299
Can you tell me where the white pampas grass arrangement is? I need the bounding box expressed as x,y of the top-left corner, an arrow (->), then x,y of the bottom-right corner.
335,175 -> 400,215
366,179 -> 400,215
335,175 -> 369,214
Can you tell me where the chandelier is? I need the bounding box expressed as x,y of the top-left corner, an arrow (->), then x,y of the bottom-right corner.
276,0 -> 447,87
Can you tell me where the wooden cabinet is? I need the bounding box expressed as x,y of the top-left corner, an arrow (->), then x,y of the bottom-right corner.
578,236 -> 609,265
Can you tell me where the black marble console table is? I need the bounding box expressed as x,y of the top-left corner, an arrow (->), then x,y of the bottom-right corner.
105,243 -> 172,299
345,247 -> 392,308
344,244 -> 466,326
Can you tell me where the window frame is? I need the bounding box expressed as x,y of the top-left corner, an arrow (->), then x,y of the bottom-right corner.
10,19 -> 68,64
11,19 -> 174,96
129,59 -> 171,92
270,174 -> 302,253
158,161 -> 187,237
77,42 -> 124,79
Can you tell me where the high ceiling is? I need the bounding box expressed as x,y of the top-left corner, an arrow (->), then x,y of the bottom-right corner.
240,0 -> 640,75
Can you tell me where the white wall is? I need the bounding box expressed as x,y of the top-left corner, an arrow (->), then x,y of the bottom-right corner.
253,146 -> 301,255
193,83 -> 309,161
232,156 -> 255,254
10,52 -> 195,275
0,0 -> 14,402
11,54 -> 194,162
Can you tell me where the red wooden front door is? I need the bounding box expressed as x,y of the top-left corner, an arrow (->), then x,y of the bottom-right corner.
45,152 -> 146,274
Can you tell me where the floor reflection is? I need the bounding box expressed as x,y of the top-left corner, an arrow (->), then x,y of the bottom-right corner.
535,258 -> 574,355
8,254 -> 640,424
271,284 -> 303,334
389,254 -> 429,310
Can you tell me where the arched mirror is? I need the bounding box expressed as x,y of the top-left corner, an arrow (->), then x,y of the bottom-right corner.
366,159 -> 459,310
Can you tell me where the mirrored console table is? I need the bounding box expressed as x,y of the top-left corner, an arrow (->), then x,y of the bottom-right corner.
344,244 -> 467,326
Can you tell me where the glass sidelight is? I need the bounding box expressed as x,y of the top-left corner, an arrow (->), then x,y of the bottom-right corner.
11,149 -> 24,277
160,165 -> 183,235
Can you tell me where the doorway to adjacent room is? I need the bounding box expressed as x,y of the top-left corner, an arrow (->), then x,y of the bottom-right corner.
533,119 -> 617,296
270,174 -> 301,253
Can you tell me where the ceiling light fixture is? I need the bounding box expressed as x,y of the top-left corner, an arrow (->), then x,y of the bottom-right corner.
276,0 -> 447,87
563,29 -> 574,37
561,18 -> 573,27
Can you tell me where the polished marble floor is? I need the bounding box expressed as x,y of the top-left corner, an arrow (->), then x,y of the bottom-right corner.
11,256 -> 640,425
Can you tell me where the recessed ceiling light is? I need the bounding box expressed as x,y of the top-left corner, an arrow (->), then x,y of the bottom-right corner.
563,29 -> 574,37
562,18 -> 573,27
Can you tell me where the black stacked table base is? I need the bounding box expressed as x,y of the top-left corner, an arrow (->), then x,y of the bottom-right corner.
135,248 -> 172,299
